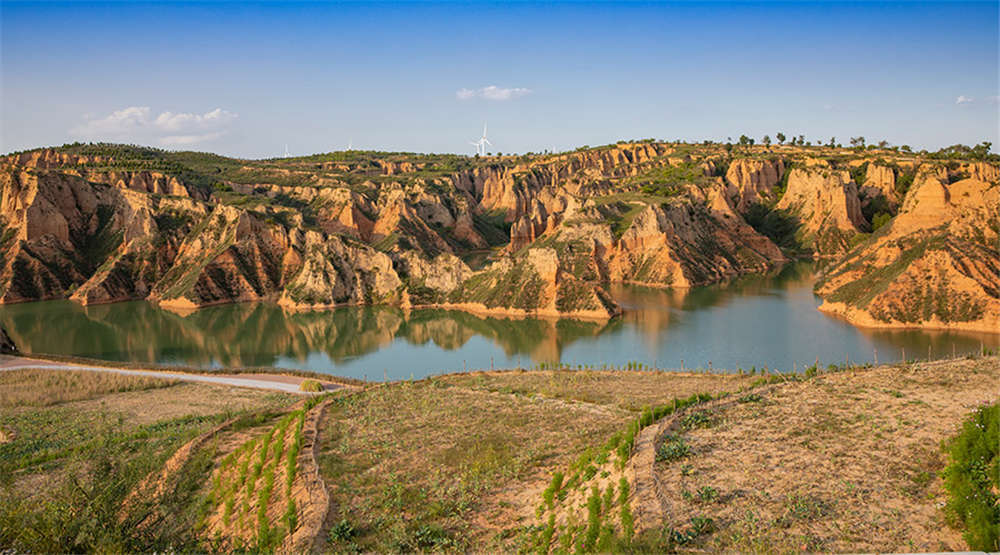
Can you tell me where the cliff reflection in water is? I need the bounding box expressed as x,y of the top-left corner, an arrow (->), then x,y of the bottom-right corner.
2,261 -> 996,380
0,299 -> 612,372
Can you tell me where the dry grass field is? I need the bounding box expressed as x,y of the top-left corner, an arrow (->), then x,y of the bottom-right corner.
644,357 -> 999,553
0,368 -> 178,407
441,369 -> 755,410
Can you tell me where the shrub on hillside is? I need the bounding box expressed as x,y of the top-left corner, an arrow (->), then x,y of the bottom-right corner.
942,402 -> 999,551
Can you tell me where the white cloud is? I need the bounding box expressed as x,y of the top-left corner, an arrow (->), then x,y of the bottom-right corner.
160,132 -> 227,146
456,85 -> 532,101
955,95 -> 974,105
71,106 -> 238,146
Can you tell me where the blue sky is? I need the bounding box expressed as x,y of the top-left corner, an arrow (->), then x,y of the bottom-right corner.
2,1 -> 997,158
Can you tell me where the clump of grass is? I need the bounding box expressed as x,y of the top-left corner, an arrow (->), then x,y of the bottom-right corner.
942,402 -> 998,551
656,434 -> 690,463
738,393 -> 763,403
299,379 -> 324,392
664,516 -> 716,547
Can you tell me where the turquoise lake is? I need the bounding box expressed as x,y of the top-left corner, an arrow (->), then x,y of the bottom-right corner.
2,263 -> 996,381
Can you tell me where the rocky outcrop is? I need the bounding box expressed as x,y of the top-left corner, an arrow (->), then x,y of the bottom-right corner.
277,231 -> 403,310
723,158 -> 784,212
4,149 -> 112,169
776,165 -> 865,256
815,167 -> 1000,332
605,188 -> 786,288
859,163 -> 900,210
0,168 -> 174,303
444,247 -> 621,319
965,161 -> 999,183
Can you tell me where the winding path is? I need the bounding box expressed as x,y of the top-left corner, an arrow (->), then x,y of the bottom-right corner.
0,355 -> 344,394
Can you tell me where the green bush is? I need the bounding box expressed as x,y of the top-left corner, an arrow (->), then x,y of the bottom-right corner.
871,212 -> 892,232
942,402 -> 999,551
744,203 -> 802,251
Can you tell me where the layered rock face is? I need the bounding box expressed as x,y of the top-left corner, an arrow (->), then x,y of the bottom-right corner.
2,143 -> 996,327
602,189 -> 786,288
776,164 -> 866,256
723,158 -> 784,212
859,163 -> 900,209
815,164 -> 1000,332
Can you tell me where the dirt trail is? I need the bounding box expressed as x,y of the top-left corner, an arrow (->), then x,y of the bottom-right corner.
0,355 -> 344,394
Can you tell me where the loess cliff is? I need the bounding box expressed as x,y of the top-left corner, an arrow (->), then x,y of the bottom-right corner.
1,141 -> 997,327
815,162 -> 1000,332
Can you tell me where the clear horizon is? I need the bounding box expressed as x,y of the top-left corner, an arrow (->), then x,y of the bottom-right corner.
2,1 -> 998,158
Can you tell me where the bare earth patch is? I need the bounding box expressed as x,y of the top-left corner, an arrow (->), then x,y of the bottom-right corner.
647,357 -> 1000,552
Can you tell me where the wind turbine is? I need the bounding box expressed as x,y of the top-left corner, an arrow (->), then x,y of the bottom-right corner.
284,144 -> 290,158
470,123 -> 492,155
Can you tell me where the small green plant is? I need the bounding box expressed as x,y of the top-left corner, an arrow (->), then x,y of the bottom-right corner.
328,519 -> 357,543
536,514 -> 556,554
680,464 -> 695,476
665,515 -> 716,546
690,516 -> 715,536
681,410 -> 713,430
542,471 -> 563,508
696,485 -> 719,503
656,435 -> 690,463
283,498 -> 297,535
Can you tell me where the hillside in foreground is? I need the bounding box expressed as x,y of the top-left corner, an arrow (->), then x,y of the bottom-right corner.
0,355 -> 996,552
1,140 -> 997,328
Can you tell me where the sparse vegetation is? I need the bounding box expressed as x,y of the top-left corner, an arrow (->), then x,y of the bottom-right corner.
0,371 -> 296,552
0,368 -> 177,407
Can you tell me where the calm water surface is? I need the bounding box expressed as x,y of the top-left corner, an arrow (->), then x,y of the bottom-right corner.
2,263 -> 996,380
